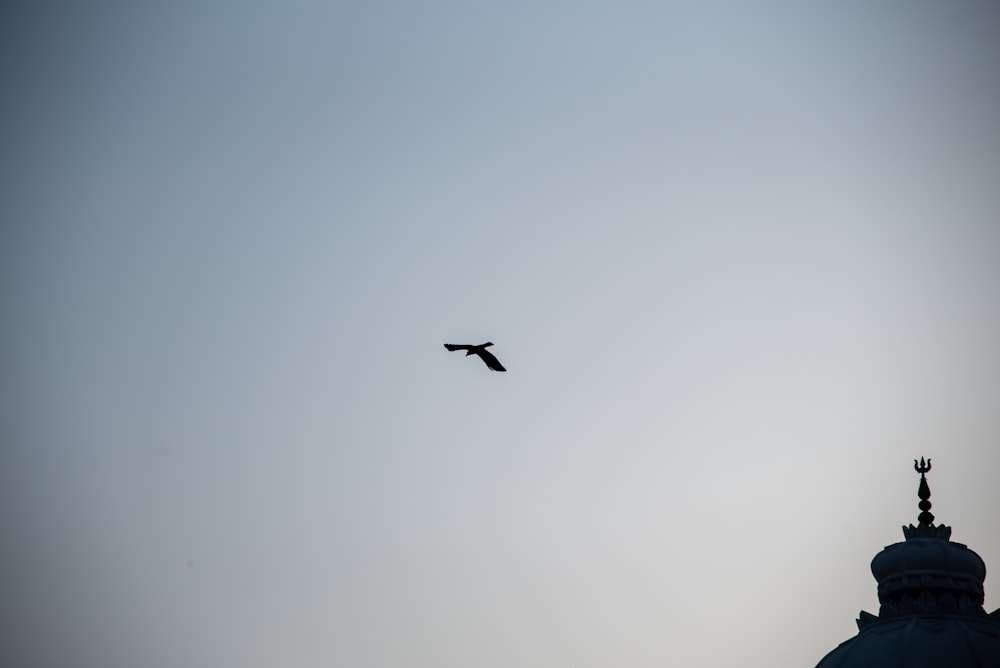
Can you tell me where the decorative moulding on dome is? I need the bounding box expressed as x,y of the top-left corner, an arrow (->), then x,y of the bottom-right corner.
856,610 -> 879,631
901,523 -> 952,540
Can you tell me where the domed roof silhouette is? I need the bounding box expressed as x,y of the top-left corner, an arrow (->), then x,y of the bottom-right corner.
815,458 -> 1000,667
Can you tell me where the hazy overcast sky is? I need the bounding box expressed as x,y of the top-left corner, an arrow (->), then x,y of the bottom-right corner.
3,2 -> 1000,667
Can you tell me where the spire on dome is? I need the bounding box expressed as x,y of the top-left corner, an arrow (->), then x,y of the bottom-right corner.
903,456 -> 951,540
914,457 -> 934,526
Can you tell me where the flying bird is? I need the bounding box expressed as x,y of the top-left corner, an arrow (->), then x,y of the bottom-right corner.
444,342 -> 506,372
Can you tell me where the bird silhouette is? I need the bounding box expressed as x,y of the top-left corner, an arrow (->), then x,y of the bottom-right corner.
444,342 -> 506,372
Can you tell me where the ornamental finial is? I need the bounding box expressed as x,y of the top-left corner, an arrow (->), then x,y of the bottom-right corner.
914,457 -> 934,526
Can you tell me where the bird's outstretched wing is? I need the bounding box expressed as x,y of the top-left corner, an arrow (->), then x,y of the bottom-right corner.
476,348 -> 506,372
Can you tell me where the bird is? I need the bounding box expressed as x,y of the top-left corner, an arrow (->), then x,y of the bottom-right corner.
443,341 -> 506,372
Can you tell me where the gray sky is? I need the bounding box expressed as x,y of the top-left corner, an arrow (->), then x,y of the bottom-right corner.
3,2 -> 1000,667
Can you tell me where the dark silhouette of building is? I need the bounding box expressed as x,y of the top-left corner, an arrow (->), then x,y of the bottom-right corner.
815,458 -> 1000,667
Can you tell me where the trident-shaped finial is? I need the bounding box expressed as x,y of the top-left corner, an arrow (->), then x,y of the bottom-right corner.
914,457 -> 934,526
914,457 -> 931,475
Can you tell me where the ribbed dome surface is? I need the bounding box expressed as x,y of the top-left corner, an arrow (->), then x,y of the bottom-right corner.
871,533 -> 986,618
816,615 -> 1000,668
872,537 -> 985,585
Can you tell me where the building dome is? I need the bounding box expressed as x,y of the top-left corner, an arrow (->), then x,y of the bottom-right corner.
816,616 -> 1000,667
815,458 -> 1000,667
